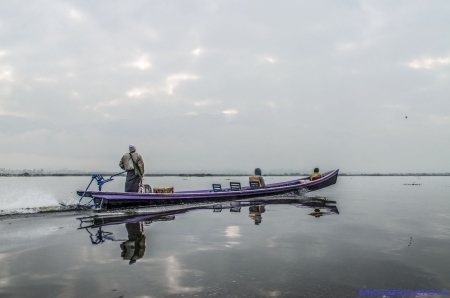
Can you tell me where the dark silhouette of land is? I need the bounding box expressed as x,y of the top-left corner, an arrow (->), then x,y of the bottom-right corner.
1,172 -> 449,177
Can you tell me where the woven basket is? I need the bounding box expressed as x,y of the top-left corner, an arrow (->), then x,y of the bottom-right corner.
153,187 -> 174,193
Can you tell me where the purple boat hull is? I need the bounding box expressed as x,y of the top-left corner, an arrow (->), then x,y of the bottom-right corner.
77,169 -> 339,208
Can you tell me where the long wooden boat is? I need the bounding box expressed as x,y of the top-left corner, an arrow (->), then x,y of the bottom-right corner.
76,169 -> 339,209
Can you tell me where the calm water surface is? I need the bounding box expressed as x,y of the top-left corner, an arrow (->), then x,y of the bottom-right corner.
0,176 -> 449,298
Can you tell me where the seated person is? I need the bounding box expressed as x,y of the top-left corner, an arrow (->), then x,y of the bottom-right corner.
249,168 -> 266,188
309,168 -> 323,181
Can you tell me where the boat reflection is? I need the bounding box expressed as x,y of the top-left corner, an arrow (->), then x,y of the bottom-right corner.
77,197 -> 339,264
84,226 -> 126,245
295,197 -> 340,218
78,210 -> 181,230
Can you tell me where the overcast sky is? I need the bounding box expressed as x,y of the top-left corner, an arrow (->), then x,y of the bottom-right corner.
0,0 -> 449,174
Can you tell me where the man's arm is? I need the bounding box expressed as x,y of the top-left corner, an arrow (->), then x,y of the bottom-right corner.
119,156 -> 125,170
137,154 -> 145,177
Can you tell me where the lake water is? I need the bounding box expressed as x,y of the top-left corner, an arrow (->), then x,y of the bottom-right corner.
0,176 -> 449,297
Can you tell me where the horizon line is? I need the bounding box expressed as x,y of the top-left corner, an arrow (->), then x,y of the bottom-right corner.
1,172 -> 449,177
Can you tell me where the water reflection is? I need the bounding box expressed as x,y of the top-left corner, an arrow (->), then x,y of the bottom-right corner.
77,197 -> 339,264
308,207 -> 339,218
249,205 -> 266,224
296,198 -> 340,218
84,226 -> 125,245
120,223 -> 146,265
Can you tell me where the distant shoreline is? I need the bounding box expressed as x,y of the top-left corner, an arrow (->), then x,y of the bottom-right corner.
0,173 -> 449,177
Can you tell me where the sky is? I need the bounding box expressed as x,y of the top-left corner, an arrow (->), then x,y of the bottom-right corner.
0,0 -> 449,174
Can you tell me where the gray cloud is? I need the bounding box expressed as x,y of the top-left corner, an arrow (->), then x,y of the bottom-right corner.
1,0 -> 449,173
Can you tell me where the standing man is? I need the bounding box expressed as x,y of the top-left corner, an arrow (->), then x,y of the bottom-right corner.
119,145 -> 145,192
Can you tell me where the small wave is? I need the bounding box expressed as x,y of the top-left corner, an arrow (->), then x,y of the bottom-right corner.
0,188 -> 62,216
0,188 -> 59,210
0,205 -> 65,216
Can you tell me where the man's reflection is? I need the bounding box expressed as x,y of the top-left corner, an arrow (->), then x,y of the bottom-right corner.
120,223 -> 146,265
249,205 -> 266,225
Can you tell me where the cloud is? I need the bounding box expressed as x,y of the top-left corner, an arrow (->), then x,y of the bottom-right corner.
384,104 -> 406,111
69,9 -> 83,20
430,115 -> 450,125
265,102 -> 277,108
337,40 -> 372,52
128,55 -> 152,70
257,56 -> 277,64
166,73 -> 199,95
408,57 -> 450,69
82,100 -> 125,115
0,68 -> 14,97
1,1 -> 450,173
360,1 -> 386,28
0,71 -> 13,82
127,88 -> 150,98
192,48 -> 203,56
222,109 -> 238,118
193,99 -> 220,107
34,77 -> 57,83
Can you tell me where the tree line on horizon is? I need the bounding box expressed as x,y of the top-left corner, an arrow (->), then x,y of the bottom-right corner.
1,172 -> 449,177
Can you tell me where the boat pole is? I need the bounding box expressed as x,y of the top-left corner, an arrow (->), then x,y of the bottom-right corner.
78,175 -> 96,204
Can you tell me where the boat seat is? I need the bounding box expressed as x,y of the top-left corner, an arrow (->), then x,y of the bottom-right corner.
249,181 -> 260,189
212,184 -> 222,192
230,182 -> 241,191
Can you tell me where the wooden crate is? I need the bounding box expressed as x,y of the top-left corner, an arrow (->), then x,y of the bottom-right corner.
153,187 -> 174,193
